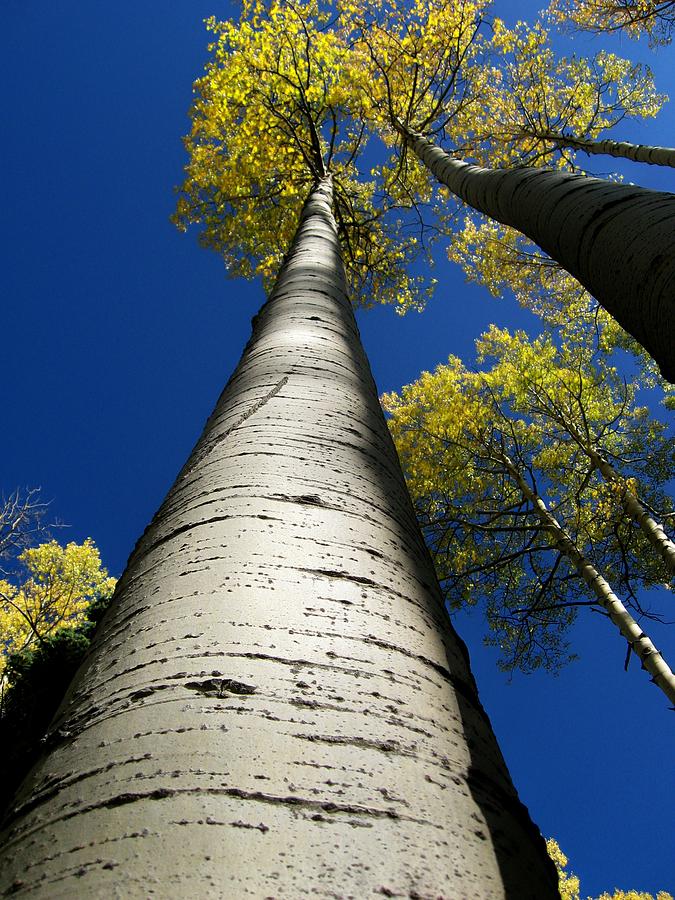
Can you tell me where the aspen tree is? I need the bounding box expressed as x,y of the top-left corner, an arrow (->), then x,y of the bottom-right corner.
0,4 -> 558,896
351,2 -> 675,378
383,337 -> 675,704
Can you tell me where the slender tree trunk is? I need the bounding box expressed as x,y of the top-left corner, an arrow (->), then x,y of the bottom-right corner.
0,180 -> 558,898
538,404 -> 675,575
396,121 -> 675,383
618,485 -> 675,575
569,432 -> 675,577
532,129 -> 675,169
501,451 -> 675,707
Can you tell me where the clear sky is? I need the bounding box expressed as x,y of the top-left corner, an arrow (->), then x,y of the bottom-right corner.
2,1 -> 674,895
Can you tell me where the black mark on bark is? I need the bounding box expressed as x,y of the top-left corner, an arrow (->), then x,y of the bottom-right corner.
294,733 -> 401,754
185,679 -> 257,698
231,820 -> 270,833
185,376 -> 290,475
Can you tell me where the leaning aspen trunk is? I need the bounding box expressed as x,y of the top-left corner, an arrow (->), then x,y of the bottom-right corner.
546,131 -> 675,169
0,179 -> 558,898
502,452 -> 675,707
397,122 -> 675,383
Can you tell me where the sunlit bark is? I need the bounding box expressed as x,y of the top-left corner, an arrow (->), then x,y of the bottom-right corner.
0,180 -> 558,898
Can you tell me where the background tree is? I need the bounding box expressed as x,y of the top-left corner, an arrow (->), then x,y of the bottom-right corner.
473,327 -> 675,575
0,515 -> 116,822
383,328 -> 675,704
0,539 -> 116,677
0,591 -> 112,818
0,489 -> 48,564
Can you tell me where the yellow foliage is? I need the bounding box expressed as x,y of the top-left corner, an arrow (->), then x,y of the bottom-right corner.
549,0 -> 675,45
446,213 -> 675,410
346,0 -> 489,131
547,839 -> 581,900
451,20 -> 664,168
173,0 -> 434,311
547,839 -> 674,900
0,539 -> 116,676
383,326 -> 673,672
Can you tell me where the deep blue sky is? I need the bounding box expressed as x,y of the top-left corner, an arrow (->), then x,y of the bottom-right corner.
3,1 -> 673,894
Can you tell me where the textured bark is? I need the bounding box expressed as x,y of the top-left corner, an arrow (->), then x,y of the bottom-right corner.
398,123 -> 675,383
532,129 -> 675,169
0,180 -> 558,898
502,452 -> 675,707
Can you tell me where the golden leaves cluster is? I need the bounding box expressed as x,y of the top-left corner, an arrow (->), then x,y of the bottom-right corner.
0,539 -> 116,677
547,839 -> 673,900
549,0 -> 675,45
345,0 -> 488,133
452,20 -> 664,168
173,0 -> 433,311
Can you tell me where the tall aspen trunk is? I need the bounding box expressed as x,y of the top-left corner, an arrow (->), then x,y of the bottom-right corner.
397,123 -> 675,383
0,180 -> 558,898
530,129 -> 675,169
501,451 -> 675,707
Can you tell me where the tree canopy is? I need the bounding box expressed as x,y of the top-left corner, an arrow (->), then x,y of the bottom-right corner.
173,0 -> 435,312
549,0 -> 675,45
447,19 -> 663,168
174,0 -> 673,348
0,539 -> 116,677
383,327 -> 674,689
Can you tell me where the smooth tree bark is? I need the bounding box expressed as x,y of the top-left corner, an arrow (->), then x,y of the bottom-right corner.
0,179 -> 558,898
526,129 -> 675,169
396,121 -> 675,383
500,449 -> 675,707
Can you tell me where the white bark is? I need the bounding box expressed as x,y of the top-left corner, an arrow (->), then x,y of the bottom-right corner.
398,123 -> 675,383
502,452 -> 675,707
525,129 -> 675,169
0,180 -> 558,898
620,487 -> 675,575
